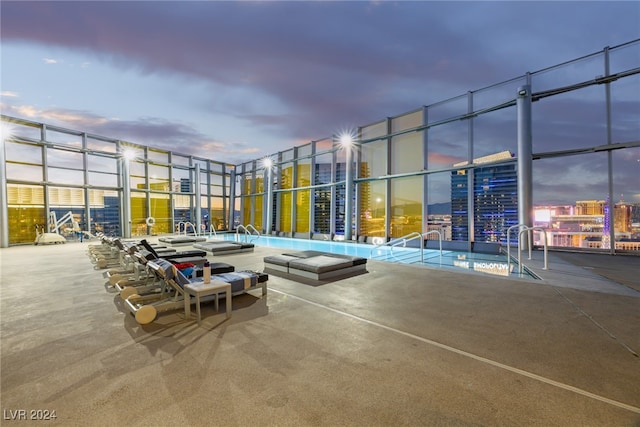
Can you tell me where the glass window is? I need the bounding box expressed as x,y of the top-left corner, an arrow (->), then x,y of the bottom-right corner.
297,144 -> 311,158
209,162 -> 224,173
44,128 -> 82,148
532,53 -> 603,93
7,184 -> 45,244
426,120 -> 468,170
5,141 -> 42,164
427,94 -> 467,125
612,147 -> 640,252
86,136 -> 117,153
313,186 -> 332,234
391,131 -> 422,174
47,148 -> 83,169
391,110 -> 423,174
149,164 -> 171,192
171,154 -> 190,166
360,140 -> 387,179
611,74 -> 640,144
6,163 -> 43,181
472,78 -> 525,112
255,194 -> 264,231
281,149 -> 294,162
48,167 -> 85,185
6,122 -> 41,141
129,160 -> 146,176
171,167 -> 190,193
532,153 -> 609,249
88,154 -> 117,173
88,171 -> 118,188
473,108 -> 517,160
210,197 -> 226,230
296,159 -> 311,233
390,176 -> 422,238
147,149 -> 168,163
532,85 -> 606,153
359,180 -> 386,237
89,189 -> 120,237
427,172 -> 453,241
361,120 -> 387,143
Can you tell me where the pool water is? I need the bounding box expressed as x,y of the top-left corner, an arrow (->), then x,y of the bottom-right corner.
211,233 -> 537,280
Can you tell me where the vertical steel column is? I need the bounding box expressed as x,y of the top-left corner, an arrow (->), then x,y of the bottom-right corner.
353,131 -> 361,239
422,106 -> 429,235
344,144 -> 354,240
310,143 -> 317,234
195,163 -> 202,233
467,91 -> 475,248
604,46 -> 616,255
329,149 -> 336,236
228,168 -> 236,230
0,128 -> 9,248
265,161 -> 274,234
291,149 -> 298,233
122,154 -> 132,238
42,125 -> 50,227
517,84 -> 533,250
82,133 -> 91,236
385,118 -> 391,240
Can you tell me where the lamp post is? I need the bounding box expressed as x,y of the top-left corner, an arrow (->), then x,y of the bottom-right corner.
339,132 -> 355,241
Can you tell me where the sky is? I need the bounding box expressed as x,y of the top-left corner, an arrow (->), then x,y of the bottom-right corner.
1,1 -> 639,204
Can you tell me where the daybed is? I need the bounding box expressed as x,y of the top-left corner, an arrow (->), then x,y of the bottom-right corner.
263,250 -> 367,281
194,240 -> 255,255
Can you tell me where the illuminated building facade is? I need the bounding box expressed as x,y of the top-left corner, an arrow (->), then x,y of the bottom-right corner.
451,151 -> 518,244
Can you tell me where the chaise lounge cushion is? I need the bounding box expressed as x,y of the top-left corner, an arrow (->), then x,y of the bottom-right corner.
194,241 -> 255,253
263,254 -> 300,267
281,250 -> 367,266
288,255 -> 354,274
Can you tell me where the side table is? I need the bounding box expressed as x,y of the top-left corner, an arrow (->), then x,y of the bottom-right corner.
184,279 -> 232,326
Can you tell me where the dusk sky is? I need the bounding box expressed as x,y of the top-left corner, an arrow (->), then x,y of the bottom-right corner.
1,1 -> 639,204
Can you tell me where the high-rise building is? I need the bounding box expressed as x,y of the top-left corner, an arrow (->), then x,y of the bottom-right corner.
451,151 -> 518,244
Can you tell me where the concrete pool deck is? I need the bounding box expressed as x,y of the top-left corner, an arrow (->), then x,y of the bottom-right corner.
1,239 -> 639,426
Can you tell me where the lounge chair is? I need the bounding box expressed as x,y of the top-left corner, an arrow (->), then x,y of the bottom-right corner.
124,259 -> 267,325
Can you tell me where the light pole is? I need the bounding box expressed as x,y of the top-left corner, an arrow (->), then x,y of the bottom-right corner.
339,132 -> 355,240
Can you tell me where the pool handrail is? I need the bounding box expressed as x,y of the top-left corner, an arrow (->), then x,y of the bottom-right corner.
506,224 -> 548,273
236,224 -> 261,243
518,227 -> 548,272
506,224 -> 529,265
370,230 -> 442,264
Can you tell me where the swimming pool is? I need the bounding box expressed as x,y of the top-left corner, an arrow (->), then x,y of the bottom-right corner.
212,233 -> 537,280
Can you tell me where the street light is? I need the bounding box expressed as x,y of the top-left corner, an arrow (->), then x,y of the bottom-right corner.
337,130 -> 357,240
